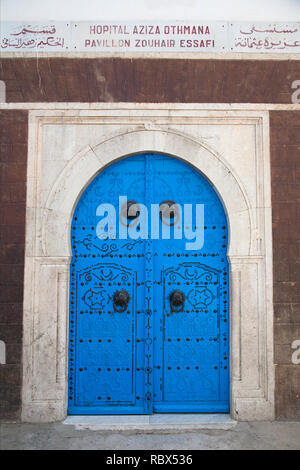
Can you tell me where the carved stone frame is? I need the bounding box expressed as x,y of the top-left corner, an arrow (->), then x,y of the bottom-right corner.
22,106 -> 274,422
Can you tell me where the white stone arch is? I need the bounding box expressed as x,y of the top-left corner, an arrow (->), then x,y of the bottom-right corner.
43,129 -> 251,259
22,109 -> 274,423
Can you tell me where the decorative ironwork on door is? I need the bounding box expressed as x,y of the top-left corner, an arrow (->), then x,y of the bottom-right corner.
68,153 -> 229,414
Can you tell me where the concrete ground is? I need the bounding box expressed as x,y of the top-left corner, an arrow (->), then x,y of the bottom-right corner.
1,421 -> 300,450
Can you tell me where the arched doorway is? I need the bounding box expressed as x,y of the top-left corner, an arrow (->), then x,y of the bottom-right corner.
68,153 -> 229,415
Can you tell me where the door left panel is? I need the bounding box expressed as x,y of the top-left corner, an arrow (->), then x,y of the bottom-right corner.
68,155 -> 149,414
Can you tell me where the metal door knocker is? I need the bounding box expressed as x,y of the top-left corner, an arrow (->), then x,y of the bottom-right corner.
120,200 -> 140,227
160,200 -> 180,226
170,290 -> 185,313
113,290 -> 130,312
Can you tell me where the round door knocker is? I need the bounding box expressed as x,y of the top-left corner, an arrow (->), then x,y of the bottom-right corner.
170,290 -> 185,313
160,200 -> 180,226
119,200 -> 140,227
113,290 -> 130,313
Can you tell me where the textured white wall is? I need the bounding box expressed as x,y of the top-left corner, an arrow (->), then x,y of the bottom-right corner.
1,0 -> 300,21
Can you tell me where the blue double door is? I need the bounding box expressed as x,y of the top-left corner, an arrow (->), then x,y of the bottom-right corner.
68,154 -> 229,415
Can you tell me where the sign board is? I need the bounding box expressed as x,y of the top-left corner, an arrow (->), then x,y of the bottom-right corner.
1,21 -> 300,53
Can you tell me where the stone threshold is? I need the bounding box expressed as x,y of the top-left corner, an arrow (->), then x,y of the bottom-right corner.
63,414 -> 236,432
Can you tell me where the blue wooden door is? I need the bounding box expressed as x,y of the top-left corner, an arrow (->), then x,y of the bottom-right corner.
68,153 -> 229,415
151,156 -> 229,412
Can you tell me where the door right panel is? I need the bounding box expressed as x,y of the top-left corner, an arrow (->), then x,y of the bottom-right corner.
152,155 -> 229,413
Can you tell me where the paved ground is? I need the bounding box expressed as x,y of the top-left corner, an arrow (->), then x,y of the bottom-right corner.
1,421 -> 300,450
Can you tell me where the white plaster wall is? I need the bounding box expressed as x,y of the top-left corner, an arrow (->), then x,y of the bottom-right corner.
2,0 -> 300,22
